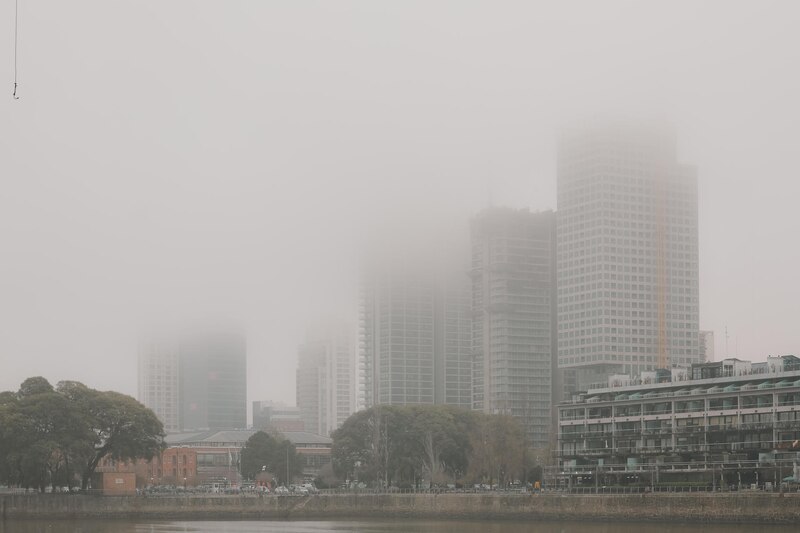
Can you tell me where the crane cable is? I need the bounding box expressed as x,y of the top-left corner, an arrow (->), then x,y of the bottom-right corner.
13,0 -> 20,99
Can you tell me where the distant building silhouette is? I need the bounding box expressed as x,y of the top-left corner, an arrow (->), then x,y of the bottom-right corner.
138,326 -> 247,431
557,121 -> 701,392
699,330 -> 715,362
358,238 -> 472,410
252,400 -> 304,432
138,337 -> 181,432
471,208 -> 557,448
296,320 -> 355,436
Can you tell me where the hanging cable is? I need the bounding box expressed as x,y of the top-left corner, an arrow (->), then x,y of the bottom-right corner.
13,0 -> 20,99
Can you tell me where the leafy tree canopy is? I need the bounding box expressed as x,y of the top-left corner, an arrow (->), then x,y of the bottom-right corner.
0,377 -> 165,492
240,430 -> 302,486
332,405 -> 537,489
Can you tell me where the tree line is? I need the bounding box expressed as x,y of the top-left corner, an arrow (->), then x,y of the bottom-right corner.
330,405 -> 544,489
0,377 -> 165,492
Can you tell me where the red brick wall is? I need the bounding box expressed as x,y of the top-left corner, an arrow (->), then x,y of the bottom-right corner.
93,472 -> 136,495
136,448 -> 198,487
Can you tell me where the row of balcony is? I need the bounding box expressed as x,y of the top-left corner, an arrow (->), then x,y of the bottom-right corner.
562,421 -> 790,438
560,441 -> 788,457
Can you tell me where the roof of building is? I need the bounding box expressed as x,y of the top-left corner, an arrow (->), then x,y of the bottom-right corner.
165,429 -> 332,447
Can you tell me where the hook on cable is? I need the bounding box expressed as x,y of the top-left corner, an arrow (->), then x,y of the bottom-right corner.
13,82 -> 19,100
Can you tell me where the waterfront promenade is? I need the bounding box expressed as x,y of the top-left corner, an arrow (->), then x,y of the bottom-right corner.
3,492 -> 800,524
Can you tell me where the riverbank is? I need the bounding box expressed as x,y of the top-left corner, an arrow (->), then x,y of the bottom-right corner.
2,493 -> 800,524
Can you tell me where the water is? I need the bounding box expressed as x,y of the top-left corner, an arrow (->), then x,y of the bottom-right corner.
0,521 -> 796,533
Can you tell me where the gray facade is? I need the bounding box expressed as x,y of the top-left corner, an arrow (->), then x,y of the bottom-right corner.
699,330 -> 715,363
138,327 -> 247,431
557,121 -> 701,393
138,339 -> 181,432
554,356 -> 800,490
252,401 -> 303,431
471,208 -> 557,448
296,321 -> 355,436
358,248 -> 473,410
179,330 -> 247,431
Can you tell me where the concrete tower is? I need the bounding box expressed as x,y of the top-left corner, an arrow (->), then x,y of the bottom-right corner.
471,208 -> 557,447
557,121 -> 700,392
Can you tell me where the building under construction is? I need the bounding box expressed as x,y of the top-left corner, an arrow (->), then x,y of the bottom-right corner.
551,355 -> 800,491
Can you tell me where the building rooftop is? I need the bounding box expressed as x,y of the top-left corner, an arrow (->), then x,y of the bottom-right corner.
165,429 -> 332,447
562,355 -> 800,406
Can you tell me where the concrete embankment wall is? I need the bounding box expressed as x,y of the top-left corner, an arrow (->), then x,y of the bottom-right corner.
3,493 -> 800,524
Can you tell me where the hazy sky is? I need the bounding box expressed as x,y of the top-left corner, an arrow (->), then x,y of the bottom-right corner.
2,1 -> 799,407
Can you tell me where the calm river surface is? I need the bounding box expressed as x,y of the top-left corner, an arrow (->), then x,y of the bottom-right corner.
0,521 -> 796,533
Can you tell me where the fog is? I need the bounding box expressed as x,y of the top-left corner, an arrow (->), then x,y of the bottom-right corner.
1,1 -> 799,406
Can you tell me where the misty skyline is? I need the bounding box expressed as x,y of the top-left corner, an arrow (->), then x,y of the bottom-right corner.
2,1 -> 799,406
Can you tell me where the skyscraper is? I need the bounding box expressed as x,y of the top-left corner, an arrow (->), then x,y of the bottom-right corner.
296,321 -> 355,436
471,208 -> 557,447
358,240 -> 472,410
699,330 -> 715,362
138,326 -> 247,431
557,121 -> 700,392
138,338 -> 181,433
180,329 -> 247,431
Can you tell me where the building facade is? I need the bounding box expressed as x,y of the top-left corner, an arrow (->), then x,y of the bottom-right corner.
296,321 -> 355,436
699,330 -> 715,363
138,339 -> 181,432
554,355 -> 800,489
138,326 -> 247,431
358,244 -> 473,410
162,429 -> 332,484
471,208 -> 557,447
557,121 -> 701,393
252,401 -> 305,432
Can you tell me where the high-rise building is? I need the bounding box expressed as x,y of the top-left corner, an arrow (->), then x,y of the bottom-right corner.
180,329 -> 247,430
296,321 -> 355,436
138,339 -> 181,433
699,330 -> 715,362
138,326 -> 247,431
557,121 -> 701,392
252,401 -> 305,432
471,208 -> 557,447
358,241 -> 473,410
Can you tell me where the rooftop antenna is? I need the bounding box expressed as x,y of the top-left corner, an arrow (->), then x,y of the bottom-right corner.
12,0 -> 20,99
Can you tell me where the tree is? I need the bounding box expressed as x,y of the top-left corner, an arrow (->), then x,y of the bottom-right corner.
0,378 -> 165,492
332,405 -> 479,489
63,385 -> 165,490
331,409 -> 381,484
17,377 -> 54,398
240,430 -> 301,485
466,414 -> 525,487
15,387 -> 92,492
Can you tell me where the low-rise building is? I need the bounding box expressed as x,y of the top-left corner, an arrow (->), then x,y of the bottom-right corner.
136,447 -> 198,488
553,355 -> 800,490
163,429 -> 332,485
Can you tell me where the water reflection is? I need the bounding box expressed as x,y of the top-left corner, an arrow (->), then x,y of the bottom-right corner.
1,521 -> 797,533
